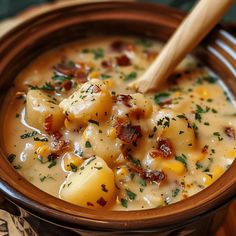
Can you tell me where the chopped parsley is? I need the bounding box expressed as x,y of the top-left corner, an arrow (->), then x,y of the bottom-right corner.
52,74 -> 71,83
85,141 -> 92,148
175,154 -> 188,167
126,189 -> 136,200
20,131 -> 38,139
48,159 -> 57,168
213,132 -> 223,141
124,71 -> 137,81
157,116 -> 170,128
83,48 -> 104,60
136,38 -> 153,48
121,198 -> 128,208
34,137 -> 48,142
70,163 -> 78,172
154,92 -> 170,105
172,188 -> 180,197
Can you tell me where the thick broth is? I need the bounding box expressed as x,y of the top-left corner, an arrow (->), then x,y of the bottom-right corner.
3,36 -> 236,210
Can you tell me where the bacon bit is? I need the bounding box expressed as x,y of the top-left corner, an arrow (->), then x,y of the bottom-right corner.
111,40 -> 135,52
116,94 -> 133,107
74,68 -> 88,82
224,127 -> 236,140
141,170 -> 166,183
87,202 -> 94,206
43,114 -> 53,133
51,140 -> 71,153
111,40 -> 126,52
61,80 -> 72,91
155,138 -> 174,159
117,124 -> 142,144
116,55 -> 131,67
101,184 -> 108,192
158,99 -> 173,107
168,72 -> 182,84
92,84 -> 101,93
126,161 -> 166,184
129,108 -> 145,119
51,131 -> 62,141
96,197 -> 107,207
47,153 -> 59,161
101,60 -> 113,69
201,146 -> 208,154
54,62 -> 77,77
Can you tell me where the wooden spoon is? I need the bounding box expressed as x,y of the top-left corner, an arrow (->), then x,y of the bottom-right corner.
130,0 -> 234,93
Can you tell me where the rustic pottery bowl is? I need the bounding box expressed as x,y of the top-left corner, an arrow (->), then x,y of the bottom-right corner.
0,1 -> 235,236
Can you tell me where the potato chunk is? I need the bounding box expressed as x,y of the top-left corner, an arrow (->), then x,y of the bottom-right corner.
60,156 -> 116,209
82,123 -> 121,164
59,79 -> 112,125
26,90 -> 64,132
155,109 -> 196,153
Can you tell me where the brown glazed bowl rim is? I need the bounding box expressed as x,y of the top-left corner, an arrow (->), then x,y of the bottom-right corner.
0,1 -> 235,231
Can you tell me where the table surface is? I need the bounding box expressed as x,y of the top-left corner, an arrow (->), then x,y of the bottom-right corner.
0,1 -> 235,236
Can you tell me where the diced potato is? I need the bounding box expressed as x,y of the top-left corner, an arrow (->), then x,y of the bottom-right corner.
129,93 -> 153,118
26,90 -> 64,132
60,156 -> 116,209
59,79 -> 112,125
82,123 -> 121,165
63,152 -> 83,171
154,109 -> 196,153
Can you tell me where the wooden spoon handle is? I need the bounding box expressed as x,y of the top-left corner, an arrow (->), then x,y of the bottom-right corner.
133,0 -> 234,93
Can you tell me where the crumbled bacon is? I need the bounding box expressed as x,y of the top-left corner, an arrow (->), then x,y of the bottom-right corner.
87,202 -> 94,207
61,80 -> 72,91
101,60 -> 113,69
117,124 -> 142,144
51,140 -> 71,154
129,108 -> 145,119
47,153 -> 59,161
74,69 -> 88,82
201,146 -> 208,154
154,138 -> 174,159
96,197 -> 107,207
54,61 -> 88,83
111,40 -> 126,52
158,99 -> 173,107
91,84 -> 101,93
43,114 -> 53,133
116,55 -> 131,67
111,40 -> 134,52
116,94 -> 133,107
54,62 -> 77,77
126,161 -> 166,184
141,170 -> 166,183
51,131 -> 62,141
224,126 -> 236,140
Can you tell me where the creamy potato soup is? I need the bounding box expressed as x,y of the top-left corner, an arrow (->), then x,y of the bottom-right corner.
3,36 -> 236,210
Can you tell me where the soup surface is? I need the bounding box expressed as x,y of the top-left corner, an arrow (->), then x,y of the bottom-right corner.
3,36 -> 236,210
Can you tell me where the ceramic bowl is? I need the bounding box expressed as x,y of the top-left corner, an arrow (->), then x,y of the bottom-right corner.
0,2 -> 235,235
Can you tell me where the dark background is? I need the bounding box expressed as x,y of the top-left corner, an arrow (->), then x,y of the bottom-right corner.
0,0 -> 235,22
